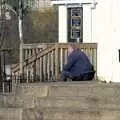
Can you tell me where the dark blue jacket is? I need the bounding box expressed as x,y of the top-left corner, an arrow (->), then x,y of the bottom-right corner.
63,49 -> 93,77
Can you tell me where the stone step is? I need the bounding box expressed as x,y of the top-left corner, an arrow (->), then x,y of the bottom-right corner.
22,108 -> 120,120
0,108 -> 22,120
0,82 -> 120,120
15,82 -> 97,98
35,96 -> 120,109
4,82 -> 120,108
0,93 -> 15,108
15,82 -> 120,98
48,83 -> 119,98
1,82 -> 120,108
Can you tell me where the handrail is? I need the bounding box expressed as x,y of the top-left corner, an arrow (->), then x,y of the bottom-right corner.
11,43 -> 97,83
11,44 -> 56,73
23,43 -> 55,60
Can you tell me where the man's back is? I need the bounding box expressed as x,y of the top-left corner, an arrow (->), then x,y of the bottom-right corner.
63,49 -> 93,77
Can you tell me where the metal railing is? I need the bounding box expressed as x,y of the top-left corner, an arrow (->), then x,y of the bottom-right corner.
0,75 -> 12,93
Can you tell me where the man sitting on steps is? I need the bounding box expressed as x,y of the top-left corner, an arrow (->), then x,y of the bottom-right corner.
61,43 -> 95,81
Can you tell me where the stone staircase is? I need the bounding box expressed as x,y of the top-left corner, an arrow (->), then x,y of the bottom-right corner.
0,81 -> 120,120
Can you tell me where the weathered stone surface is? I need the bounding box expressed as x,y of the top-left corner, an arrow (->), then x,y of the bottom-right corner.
0,82 -> 120,120
0,93 -> 15,107
22,108 -> 120,120
23,108 -> 43,120
35,96 -> 120,109
14,83 -> 49,108
11,82 -> 120,108
13,82 -> 120,99
48,82 -> 120,98
0,108 -> 23,120
43,109 -> 120,120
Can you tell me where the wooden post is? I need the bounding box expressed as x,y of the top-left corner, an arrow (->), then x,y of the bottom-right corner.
47,53 -> 50,81
39,57 -> 42,82
20,43 -> 23,75
51,50 -> 54,80
64,48 -> 68,65
55,44 -> 59,81
43,56 -> 46,81
60,48 -> 63,72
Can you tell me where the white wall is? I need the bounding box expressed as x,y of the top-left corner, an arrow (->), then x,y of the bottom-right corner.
54,0 -> 120,82
58,5 -> 68,43
58,4 -> 94,43
95,0 -> 120,82
83,5 -> 92,42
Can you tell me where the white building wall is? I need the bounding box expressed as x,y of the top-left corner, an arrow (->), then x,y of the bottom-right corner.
83,5 -> 92,42
52,0 -> 120,82
59,5 -> 68,43
95,0 -> 120,82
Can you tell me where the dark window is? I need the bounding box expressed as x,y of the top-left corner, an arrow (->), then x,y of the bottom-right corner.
72,18 -> 81,27
71,8 -> 82,16
68,7 -> 83,42
71,29 -> 80,38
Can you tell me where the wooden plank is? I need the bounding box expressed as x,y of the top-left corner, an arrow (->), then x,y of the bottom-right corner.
47,53 -> 50,81
36,59 -> 40,80
39,57 -> 42,82
23,44 -> 47,49
93,48 -> 97,75
51,50 -> 54,80
23,43 -> 55,49
27,45 -> 55,64
60,48 -> 63,72
33,61 -> 36,82
43,55 -> 46,81
55,45 -> 59,80
64,48 -> 68,65
26,65 -> 29,83
56,43 -> 97,49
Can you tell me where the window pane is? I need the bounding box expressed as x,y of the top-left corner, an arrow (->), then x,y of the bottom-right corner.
71,8 -> 82,16
71,29 -> 80,39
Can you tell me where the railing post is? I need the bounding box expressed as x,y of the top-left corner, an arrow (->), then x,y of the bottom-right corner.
51,50 -> 54,81
55,44 -> 59,81
20,43 -> 23,76
11,73 -> 17,93
39,57 -> 42,82
47,53 -> 50,81
60,48 -> 63,72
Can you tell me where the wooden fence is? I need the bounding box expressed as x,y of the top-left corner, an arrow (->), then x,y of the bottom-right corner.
11,43 -> 97,83
23,43 -> 54,60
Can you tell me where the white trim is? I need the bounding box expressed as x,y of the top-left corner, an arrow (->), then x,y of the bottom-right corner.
51,0 -> 96,5
67,4 -> 82,8
58,5 -> 68,43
